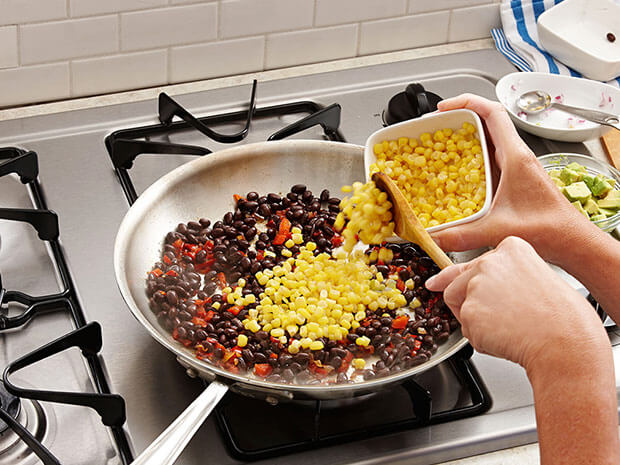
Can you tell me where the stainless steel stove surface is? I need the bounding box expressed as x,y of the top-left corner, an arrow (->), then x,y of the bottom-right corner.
1,47 -> 619,465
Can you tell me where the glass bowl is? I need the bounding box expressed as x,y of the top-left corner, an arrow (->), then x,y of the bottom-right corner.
538,153 -> 620,233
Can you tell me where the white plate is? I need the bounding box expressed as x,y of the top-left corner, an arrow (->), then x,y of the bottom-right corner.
364,109 -> 492,234
538,0 -> 620,82
496,72 -> 619,142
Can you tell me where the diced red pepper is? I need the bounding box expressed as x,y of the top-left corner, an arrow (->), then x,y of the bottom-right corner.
172,239 -> 184,249
228,306 -> 241,316
392,315 -> 409,329
396,279 -> 405,292
338,350 -> 354,373
278,217 -> 291,236
150,268 -> 163,277
270,353 -> 278,359
273,234 -> 287,245
205,310 -> 215,321
254,363 -> 273,377
233,194 -> 244,203
165,269 -> 178,277
192,317 -> 207,327
256,250 -> 264,260
331,235 -> 343,247
217,272 -> 227,289
163,255 -> 172,265
172,328 -> 179,339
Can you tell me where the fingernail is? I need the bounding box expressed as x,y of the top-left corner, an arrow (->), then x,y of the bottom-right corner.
425,276 -> 436,289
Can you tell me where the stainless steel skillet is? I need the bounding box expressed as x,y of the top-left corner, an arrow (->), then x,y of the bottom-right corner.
114,140 -> 470,464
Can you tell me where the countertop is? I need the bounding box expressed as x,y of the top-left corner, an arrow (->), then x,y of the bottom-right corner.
0,38 -> 609,465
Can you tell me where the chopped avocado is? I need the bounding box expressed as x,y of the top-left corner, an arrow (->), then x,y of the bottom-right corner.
560,168 -> 582,184
566,162 -> 587,172
604,190 -> 620,201
563,181 -> 592,203
549,169 -> 562,179
551,177 -> 565,188
571,201 -> 589,218
591,177 -> 612,197
584,198 -> 600,215
600,208 -> 618,217
583,173 -> 596,190
590,214 -> 607,222
597,196 -> 620,209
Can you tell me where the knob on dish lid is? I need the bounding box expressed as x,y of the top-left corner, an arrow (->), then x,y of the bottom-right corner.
383,83 -> 443,126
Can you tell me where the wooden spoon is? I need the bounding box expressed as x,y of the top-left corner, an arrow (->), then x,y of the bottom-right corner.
372,172 -> 453,269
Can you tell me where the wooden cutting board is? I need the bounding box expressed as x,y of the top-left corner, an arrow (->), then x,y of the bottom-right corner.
601,129 -> 620,169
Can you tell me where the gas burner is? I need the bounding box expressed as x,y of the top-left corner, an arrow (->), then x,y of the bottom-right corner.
0,383 -> 50,465
382,83 -> 443,126
0,381 -> 20,434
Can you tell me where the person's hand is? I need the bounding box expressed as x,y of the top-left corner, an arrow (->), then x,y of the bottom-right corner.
431,94 -> 595,265
425,236 -> 608,370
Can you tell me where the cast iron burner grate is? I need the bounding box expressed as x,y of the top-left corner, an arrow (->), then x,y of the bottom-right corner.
215,344 -> 491,461
104,80 -> 345,204
0,147 -> 133,465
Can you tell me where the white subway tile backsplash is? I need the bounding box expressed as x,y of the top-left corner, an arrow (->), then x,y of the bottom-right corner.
72,50 -> 167,97
265,24 -> 357,69
0,62 -> 70,106
171,0 -> 217,4
70,0 -> 166,17
0,0 -> 66,26
449,3 -> 500,42
0,26 -> 18,69
170,36 -> 264,83
315,0 -> 406,27
0,0 -> 501,107
20,16 -> 118,65
360,12 -> 449,55
408,0 -> 492,14
121,4 -> 217,51
220,0 -> 314,38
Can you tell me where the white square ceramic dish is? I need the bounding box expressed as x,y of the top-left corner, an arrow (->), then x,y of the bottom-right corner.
363,109 -> 492,234
537,0 -> 620,82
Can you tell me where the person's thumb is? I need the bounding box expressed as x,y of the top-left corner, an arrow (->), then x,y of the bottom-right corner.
430,216 -> 495,252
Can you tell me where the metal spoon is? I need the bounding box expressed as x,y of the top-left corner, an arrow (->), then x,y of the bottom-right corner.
372,172 -> 453,269
517,90 -> 619,128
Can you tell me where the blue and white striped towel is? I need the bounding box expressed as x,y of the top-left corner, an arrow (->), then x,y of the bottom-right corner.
492,0 -> 620,88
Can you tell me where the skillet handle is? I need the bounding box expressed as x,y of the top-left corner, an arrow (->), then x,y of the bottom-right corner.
132,380 -> 228,465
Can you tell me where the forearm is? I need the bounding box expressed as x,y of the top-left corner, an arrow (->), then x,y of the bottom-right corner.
527,338 -> 619,465
543,219 -> 620,321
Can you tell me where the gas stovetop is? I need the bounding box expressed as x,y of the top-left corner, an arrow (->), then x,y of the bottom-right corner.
1,47 -> 619,465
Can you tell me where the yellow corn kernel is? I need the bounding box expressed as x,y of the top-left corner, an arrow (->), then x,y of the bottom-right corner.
237,334 -> 248,347
310,340 -> 324,351
352,358 -> 366,370
355,336 -> 370,347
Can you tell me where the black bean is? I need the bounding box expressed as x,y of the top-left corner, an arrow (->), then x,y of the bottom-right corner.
258,203 -> 272,217
320,189 -> 330,202
244,227 -> 257,240
328,197 -> 340,205
291,184 -> 306,194
166,290 -> 178,305
223,212 -> 234,225
246,191 -> 259,201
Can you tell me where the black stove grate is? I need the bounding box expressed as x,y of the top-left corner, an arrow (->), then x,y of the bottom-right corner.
0,147 -> 133,465
104,80 -> 345,204
215,344 -> 491,461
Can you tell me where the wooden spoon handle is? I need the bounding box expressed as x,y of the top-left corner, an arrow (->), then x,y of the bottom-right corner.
417,235 -> 453,269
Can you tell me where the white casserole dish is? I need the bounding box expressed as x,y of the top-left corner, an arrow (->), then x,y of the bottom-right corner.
364,109 -> 492,234
537,0 -> 620,82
